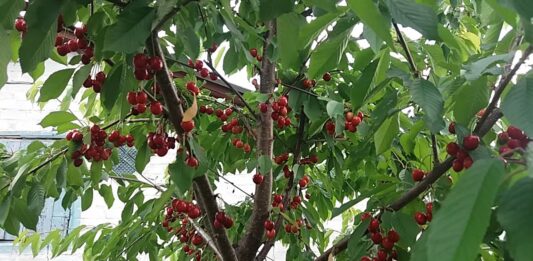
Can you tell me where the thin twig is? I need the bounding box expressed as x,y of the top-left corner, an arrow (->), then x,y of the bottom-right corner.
430,134 -> 439,166
204,60 -> 257,118
187,218 -> 224,260
392,21 -> 419,77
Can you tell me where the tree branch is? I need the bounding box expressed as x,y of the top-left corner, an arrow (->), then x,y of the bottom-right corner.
236,20 -> 277,261
392,21 -> 419,77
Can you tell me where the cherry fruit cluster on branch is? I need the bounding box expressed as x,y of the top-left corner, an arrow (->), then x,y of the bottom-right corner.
213,211 -> 234,229
497,125 -> 529,156
83,71 -> 106,93
147,131 -> 176,157
325,111 -> 365,136
259,95 -> 292,129
249,48 -> 263,63
360,213 -> 399,261
446,122 -> 479,172
163,199 -> 205,260
187,59 -> 217,80
133,53 -> 164,81
66,125 -> 134,167
414,202 -> 433,226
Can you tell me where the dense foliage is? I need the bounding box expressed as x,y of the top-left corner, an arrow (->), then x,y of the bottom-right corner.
0,0 -> 532,260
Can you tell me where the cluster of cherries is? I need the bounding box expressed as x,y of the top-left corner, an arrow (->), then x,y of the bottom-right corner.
259,96 -> 292,129
163,199 -> 204,260
284,218 -> 308,235
446,122 -> 479,172
249,48 -> 263,62
147,131 -> 176,157
83,71 -> 106,93
187,59 -> 217,80
127,91 -> 149,114
497,125 -> 529,155
274,152 -> 290,165
213,211 -> 234,229
345,111 -> 364,133
282,165 -> 294,178
231,138 -> 251,153
411,168 -> 427,182
302,79 -> 317,89
199,105 -> 215,115
133,53 -> 164,81
186,81 -> 201,95
414,202 -> 433,226
298,176 -> 311,188
263,219 -> 276,240
56,25 -> 93,63
360,213 -> 399,261
66,125 -> 133,167
298,155 -> 319,165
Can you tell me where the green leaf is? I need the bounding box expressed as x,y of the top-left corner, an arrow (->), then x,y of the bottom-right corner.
463,52 -> 514,81
135,140 -> 151,173
347,0 -> 394,48
101,63 -> 125,111
27,183 -> 45,214
308,27 -> 353,79
38,68 -> 75,102
168,156 -> 194,195
497,177 -> 533,261
299,11 -> 341,48
501,75 -> 533,138
374,113 -> 399,154
350,59 -> 379,111
427,159 -> 504,261
326,100 -> 344,118
453,77 -> 489,125
0,29 -> 11,88
277,13 -> 304,70
385,0 -> 439,40
98,184 -> 114,208
39,111 -> 78,128
408,79 -> 445,133
259,0 -> 295,21
0,196 -> 11,226
346,219 -> 371,260
303,96 -> 326,122
306,0 -> 337,12
81,188 -> 93,211
19,0 -> 66,73
72,64 -> 93,98
177,26 -> 200,60
508,0 -> 533,21
14,197 -> 39,230
103,5 -> 156,53
258,155 -> 273,174
0,0 -> 24,30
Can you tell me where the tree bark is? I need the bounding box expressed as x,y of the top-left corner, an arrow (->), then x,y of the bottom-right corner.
236,20 -> 277,261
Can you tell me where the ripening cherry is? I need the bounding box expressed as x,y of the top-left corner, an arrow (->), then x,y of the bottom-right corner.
446,142 -> 460,156
135,103 -> 146,114
448,121 -> 456,134
303,79 -> 313,89
298,178 -> 308,188
452,159 -> 463,172
181,121 -> 195,133
361,257 -> 371,261
278,96 -> 288,107
369,218 -> 380,232
191,234 -> 203,245
381,237 -> 394,250
74,25 -> 87,38
77,38 -> 88,49
243,143 -> 251,153
127,92 -> 137,105
187,206 -> 201,219
497,132 -> 510,144
57,44 -> 69,56
371,232 -> 382,244
134,69 -> 149,81
507,126 -> 525,140
186,156 -> 199,168
150,102 -> 163,115
412,169 -> 425,182
463,135 -> 480,151
149,56 -> 163,71
67,39 -> 79,52
265,229 -> 276,240
387,229 -> 400,243
73,158 -> 83,167
377,250 -> 387,261
323,72 -> 332,81
264,220 -> 274,230
415,211 -> 427,225
95,72 -> 106,83
14,18 -> 27,32
249,48 -> 258,57
463,156 -> 473,169
134,53 -> 147,68
253,173 -> 264,185
200,68 -> 209,78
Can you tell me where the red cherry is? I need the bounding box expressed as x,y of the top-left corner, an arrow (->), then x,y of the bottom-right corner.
377,249 -> 387,261
149,56 -> 163,71
387,229 -> 400,243
369,218 -> 380,232
265,229 -> 276,239
181,120 -> 195,133
76,38 -> 88,49
72,132 -> 83,142
225,108 -> 233,116
253,173 -> 264,185
303,79 -> 313,89
84,47 -> 94,58
446,142 -> 460,156
134,69 -> 149,81
256,55 -> 263,62
55,36 -> 64,47
186,156 -> 199,168
463,135 -> 480,150
187,206 -> 201,219
381,237 -> 394,250
194,60 -> 203,71
200,68 -> 209,78
95,72 -> 106,83
412,169 -> 425,182
135,92 -> 147,104
497,132 -> 510,144
415,211 -> 427,225
456,149 -> 469,161
74,25 -> 87,38
264,220 -> 274,230
191,234 -> 203,245
426,202 -> 433,214
57,44 -> 70,56
223,217 -> 233,228
507,126 -> 525,140
452,158 -> 464,172
249,48 -> 258,57
150,102 -> 163,115
133,54 -> 147,68
274,194 -> 283,203
361,256 -> 371,261
235,140 -> 244,148
135,103 -> 146,113
15,18 -> 27,32
67,39 -> 79,52
507,139 -> 521,149
323,72 -> 332,81
278,96 -> 288,107
73,158 -> 83,167
127,92 -> 138,105
463,156 -> 473,169
360,212 -> 371,221
243,143 -> 251,153
298,178 -> 308,188
81,55 -> 91,65
448,122 -> 456,134
371,232 -> 382,244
